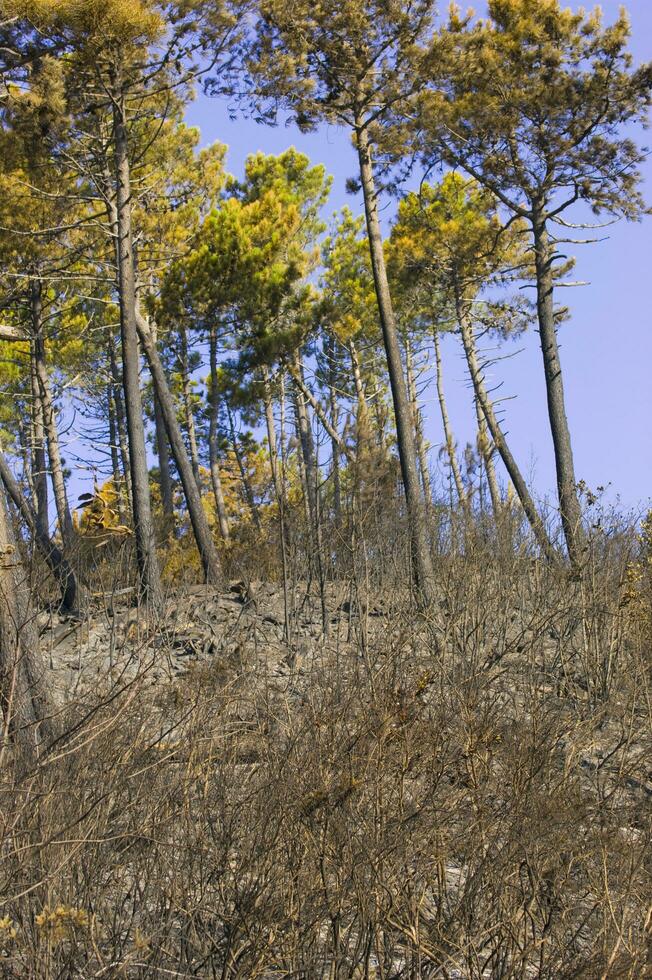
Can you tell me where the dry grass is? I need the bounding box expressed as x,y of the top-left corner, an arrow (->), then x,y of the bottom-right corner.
0,516 -> 651,978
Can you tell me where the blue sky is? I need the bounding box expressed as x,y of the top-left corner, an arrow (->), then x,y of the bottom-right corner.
182,0 -> 651,513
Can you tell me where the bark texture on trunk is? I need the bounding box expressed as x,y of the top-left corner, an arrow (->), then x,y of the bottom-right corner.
112,90 -> 163,611
30,346 -> 48,538
457,297 -> 557,563
30,281 -> 74,547
154,391 -> 175,536
136,312 -> 223,586
108,329 -> 132,514
178,325 -> 202,488
406,339 -> 433,515
533,217 -> 586,565
208,327 -> 230,542
0,490 -> 53,759
433,330 -> 466,507
356,123 -> 435,603
325,336 -> 342,524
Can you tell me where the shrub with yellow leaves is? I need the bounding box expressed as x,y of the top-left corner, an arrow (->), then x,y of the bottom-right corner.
0,915 -> 17,945
35,905 -> 89,945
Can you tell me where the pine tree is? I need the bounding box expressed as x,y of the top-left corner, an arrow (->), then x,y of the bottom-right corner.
241,0 -> 439,601
388,174 -> 557,560
419,0 -> 652,564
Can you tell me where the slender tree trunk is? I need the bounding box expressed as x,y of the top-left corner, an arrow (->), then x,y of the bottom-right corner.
456,294 -> 557,562
348,339 -> 370,459
433,330 -> 466,507
112,88 -> 163,611
405,339 -> 433,515
136,312 -> 223,585
227,405 -> 261,531
325,335 -> 342,524
18,418 -> 34,501
532,216 -> 586,565
291,363 -> 329,631
0,489 -> 53,758
108,329 -> 132,514
178,324 -> 202,488
0,449 -> 77,614
29,347 -> 48,538
208,326 -> 230,542
30,282 -> 74,547
287,361 -> 349,458
474,393 -> 502,519
107,384 -> 121,487
291,357 -> 320,520
261,366 -> 283,503
355,121 -> 435,602
154,391 -> 175,537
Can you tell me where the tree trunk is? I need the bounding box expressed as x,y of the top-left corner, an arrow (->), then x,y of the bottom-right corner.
533,216 -> 586,565
178,324 -> 202,488
0,449 -> 77,614
0,489 -> 53,758
291,364 -> 329,631
325,335 -> 342,524
355,122 -> 435,602
30,282 -> 74,547
291,357 -> 320,521
154,391 -> 175,537
136,311 -> 223,585
108,329 -> 132,515
473,393 -> 502,519
261,366 -> 283,503
107,384 -> 122,487
208,326 -> 230,541
29,347 -> 48,538
226,405 -> 261,531
112,89 -> 163,612
348,338 -> 370,458
405,339 -> 433,515
432,330 -> 467,507
456,295 -> 557,563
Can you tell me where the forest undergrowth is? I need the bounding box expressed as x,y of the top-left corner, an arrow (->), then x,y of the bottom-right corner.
1,507 -> 650,979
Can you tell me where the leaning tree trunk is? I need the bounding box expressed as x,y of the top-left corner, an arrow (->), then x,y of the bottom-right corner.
136,312 -> 223,586
30,282 -> 74,547
111,88 -> 163,612
355,121 -> 435,603
456,293 -> 557,563
178,324 -> 202,489
0,449 -> 77,614
473,393 -> 502,520
0,489 -> 53,759
154,391 -> 175,537
432,330 -> 467,508
532,215 -> 586,565
146,318 -> 175,537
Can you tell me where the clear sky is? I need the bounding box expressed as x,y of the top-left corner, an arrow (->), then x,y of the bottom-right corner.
183,0 -> 652,513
